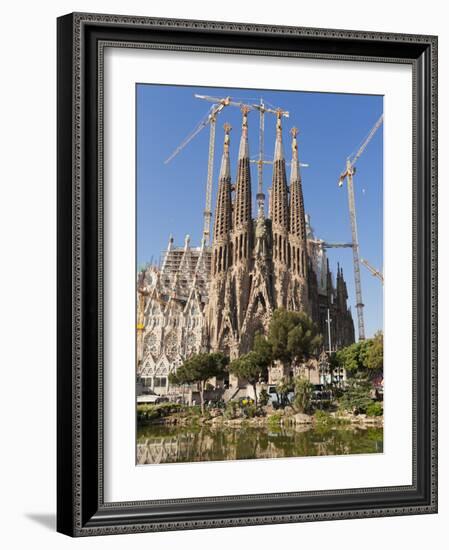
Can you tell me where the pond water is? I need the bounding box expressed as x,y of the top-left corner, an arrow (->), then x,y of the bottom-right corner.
137,424 -> 383,464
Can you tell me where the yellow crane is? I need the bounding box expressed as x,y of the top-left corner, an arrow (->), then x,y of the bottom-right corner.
338,113 -> 383,340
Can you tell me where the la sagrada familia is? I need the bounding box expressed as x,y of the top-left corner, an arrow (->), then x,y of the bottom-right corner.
137,109 -> 354,394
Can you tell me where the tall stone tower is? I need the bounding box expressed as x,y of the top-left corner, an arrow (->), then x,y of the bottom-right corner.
207,123 -> 235,356
232,107 -> 253,338
270,111 -> 291,308
287,127 -> 309,312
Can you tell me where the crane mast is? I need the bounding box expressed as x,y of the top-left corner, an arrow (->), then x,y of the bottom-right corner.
338,113 -> 383,341
257,98 -> 265,217
203,115 -> 216,245
346,159 -> 365,340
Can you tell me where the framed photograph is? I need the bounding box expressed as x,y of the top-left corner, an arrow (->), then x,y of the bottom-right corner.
57,12 -> 437,536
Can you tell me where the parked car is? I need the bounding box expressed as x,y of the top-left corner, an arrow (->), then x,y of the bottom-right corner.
311,384 -> 333,402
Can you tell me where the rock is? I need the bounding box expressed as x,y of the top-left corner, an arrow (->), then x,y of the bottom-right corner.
294,413 -> 313,424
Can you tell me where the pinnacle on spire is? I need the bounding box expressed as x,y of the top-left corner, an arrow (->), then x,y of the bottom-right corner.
219,123 -> 231,180
290,127 -> 299,182
238,105 -> 250,159
274,109 -> 285,161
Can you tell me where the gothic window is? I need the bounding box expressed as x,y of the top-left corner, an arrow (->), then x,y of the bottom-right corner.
164,331 -> 178,360
144,332 -> 158,355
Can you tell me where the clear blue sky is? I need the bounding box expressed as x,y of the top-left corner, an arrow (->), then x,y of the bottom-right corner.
136,84 -> 383,338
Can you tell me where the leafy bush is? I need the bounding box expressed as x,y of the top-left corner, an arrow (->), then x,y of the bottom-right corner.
366,401 -> 383,417
239,397 -> 255,407
223,401 -> 239,420
242,404 -> 258,418
314,409 -> 330,425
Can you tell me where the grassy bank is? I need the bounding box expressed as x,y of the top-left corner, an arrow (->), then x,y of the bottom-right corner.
137,402 -> 383,429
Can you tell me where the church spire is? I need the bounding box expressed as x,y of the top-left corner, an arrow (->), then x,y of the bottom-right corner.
270,110 -> 289,231
233,106 -> 252,229
212,123 -> 233,243
289,127 -> 306,242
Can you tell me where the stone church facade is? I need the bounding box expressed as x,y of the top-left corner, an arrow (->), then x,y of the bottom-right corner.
137,110 -> 354,394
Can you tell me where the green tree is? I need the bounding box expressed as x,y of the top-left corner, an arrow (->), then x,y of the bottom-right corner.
339,372 -> 373,414
335,342 -> 361,373
268,309 -> 322,371
366,331 -> 383,372
229,344 -> 270,407
293,376 -> 314,413
253,332 -> 273,365
336,332 -> 383,376
168,352 -> 228,414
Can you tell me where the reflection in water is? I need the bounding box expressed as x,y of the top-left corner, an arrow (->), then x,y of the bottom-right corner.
137,425 -> 383,465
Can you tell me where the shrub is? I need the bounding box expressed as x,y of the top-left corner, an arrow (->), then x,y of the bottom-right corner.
136,402 -> 185,423
314,409 -> 330,425
366,401 -> 383,417
339,372 -> 373,414
242,404 -> 258,418
258,388 -> 269,407
267,413 -> 283,427
223,401 -> 239,420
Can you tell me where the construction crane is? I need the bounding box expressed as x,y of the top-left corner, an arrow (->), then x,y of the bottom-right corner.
165,95 -> 290,244
361,258 -> 384,284
309,239 -> 353,250
197,96 -> 290,218
309,239 -> 383,285
164,95 -> 251,246
338,113 -> 384,340
248,101 -> 289,216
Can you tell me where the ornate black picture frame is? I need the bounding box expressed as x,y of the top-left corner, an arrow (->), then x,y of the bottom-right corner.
57,12 -> 438,536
